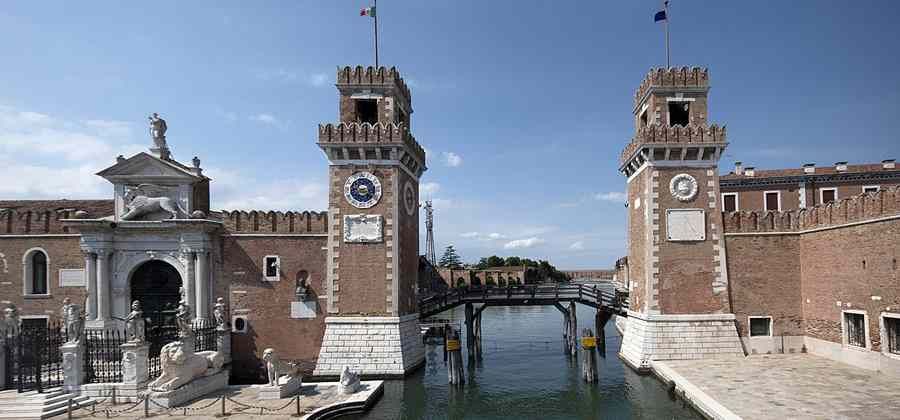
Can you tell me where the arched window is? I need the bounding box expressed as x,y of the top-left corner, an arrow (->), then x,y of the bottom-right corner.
23,248 -> 49,295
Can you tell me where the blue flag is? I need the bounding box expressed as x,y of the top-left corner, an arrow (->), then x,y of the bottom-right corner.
654,10 -> 667,22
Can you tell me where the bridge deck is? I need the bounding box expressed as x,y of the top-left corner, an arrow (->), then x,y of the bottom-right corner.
418,283 -> 628,319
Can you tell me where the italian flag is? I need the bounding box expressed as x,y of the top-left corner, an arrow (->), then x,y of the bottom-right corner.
360,6 -> 375,17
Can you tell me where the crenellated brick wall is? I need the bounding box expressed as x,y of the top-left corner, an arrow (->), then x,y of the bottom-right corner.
620,124 -> 726,166
0,200 -> 113,234
634,67 -> 710,107
219,210 -> 328,234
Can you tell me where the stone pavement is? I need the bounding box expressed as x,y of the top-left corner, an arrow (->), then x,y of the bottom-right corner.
655,354 -> 900,420
65,381 -> 382,420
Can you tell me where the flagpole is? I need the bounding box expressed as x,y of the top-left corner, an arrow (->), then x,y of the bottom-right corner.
664,0 -> 670,68
374,0 -> 379,67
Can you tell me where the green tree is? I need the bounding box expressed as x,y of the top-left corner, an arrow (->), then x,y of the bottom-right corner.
504,256 -> 523,267
439,245 -> 464,269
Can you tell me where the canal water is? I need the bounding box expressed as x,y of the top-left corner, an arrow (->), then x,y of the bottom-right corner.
345,303 -> 701,419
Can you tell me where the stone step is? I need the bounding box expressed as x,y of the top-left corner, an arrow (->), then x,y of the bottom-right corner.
0,388 -> 64,400
0,395 -> 93,419
0,391 -> 78,407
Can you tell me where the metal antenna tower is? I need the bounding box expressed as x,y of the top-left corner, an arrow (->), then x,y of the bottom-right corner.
424,200 -> 436,265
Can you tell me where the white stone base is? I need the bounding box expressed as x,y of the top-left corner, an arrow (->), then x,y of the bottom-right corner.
143,370 -> 229,408
81,382 -> 148,402
257,375 -> 303,399
619,310 -> 744,371
803,335 -> 900,376
313,314 -> 425,377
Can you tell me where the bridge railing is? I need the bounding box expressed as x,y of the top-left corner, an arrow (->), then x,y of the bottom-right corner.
418,283 -> 629,317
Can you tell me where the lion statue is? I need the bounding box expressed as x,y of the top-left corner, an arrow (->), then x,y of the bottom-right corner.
121,184 -> 187,220
262,348 -> 302,386
147,341 -> 224,392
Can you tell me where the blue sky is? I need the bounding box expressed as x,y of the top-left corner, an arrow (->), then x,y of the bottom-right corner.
1,1 -> 898,269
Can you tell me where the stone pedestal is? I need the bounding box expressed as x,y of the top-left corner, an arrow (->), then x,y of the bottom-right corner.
61,341 -> 86,393
257,375 -> 302,399
144,370 -> 228,408
121,341 -> 150,391
0,338 -> 6,390
619,311 -> 744,372
313,314 -> 425,378
216,328 -> 231,364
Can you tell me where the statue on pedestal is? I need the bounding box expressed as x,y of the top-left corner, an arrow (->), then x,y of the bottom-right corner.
2,305 -> 21,337
262,348 -> 301,386
62,303 -> 84,345
295,277 -> 309,302
339,365 -> 360,394
176,300 -> 192,338
149,113 -> 168,149
213,297 -> 228,331
125,300 -> 146,343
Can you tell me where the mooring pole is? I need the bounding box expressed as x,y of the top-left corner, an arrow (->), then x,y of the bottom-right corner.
464,303 -> 475,359
447,328 -> 465,385
581,328 -> 598,383
443,324 -> 449,363
568,302 -> 578,358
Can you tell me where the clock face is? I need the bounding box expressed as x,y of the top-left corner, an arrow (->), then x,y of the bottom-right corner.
403,182 -> 417,216
344,172 -> 382,209
669,173 -> 699,202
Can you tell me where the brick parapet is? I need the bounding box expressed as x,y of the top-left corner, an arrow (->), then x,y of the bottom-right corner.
634,67 -> 710,108
336,66 -> 411,104
722,185 -> 900,233
219,210 -> 328,234
619,124 -> 726,166
0,200 -> 113,234
317,122 -> 426,165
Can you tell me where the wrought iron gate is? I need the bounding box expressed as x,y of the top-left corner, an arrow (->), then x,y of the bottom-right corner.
3,322 -> 66,392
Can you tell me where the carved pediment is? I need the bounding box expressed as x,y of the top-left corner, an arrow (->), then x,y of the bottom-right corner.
97,152 -> 202,183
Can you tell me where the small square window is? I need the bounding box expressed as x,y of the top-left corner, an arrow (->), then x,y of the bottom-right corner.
722,193 -> 738,212
355,99 -> 378,124
844,312 -> 866,348
749,317 -> 771,337
820,188 -> 837,204
764,191 -> 780,211
668,102 -> 690,127
885,316 -> 900,355
863,186 -> 880,194
263,255 -> 280,281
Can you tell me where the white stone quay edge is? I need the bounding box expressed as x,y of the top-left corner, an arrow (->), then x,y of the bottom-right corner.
324,313 -> 420,324
626,310 -> 737,322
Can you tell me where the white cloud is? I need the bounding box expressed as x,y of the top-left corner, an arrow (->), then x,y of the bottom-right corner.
460,232 -> 480,238
0,105 -> 144,198
420,182 -> 441,196
308,73 -> 329,87
256,68 -> 330,87
504,237 -> 545,250
249,113 -> 278,125
460,231 -> 506,241
594,191 -> 626,202
569,241 -> 585,251
211,172 -> 328,211
442,152 -> 462,167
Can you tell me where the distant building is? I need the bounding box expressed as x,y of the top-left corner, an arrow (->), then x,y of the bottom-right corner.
560,269 -> 615,282
437,266 -> 536,288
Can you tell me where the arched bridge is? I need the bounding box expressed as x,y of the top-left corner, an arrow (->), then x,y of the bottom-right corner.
418,283 -> 628,318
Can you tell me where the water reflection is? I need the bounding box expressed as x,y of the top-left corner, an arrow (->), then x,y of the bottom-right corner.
344,304 -> 699,420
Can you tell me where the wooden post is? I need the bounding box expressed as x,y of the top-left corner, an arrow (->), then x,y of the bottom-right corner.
567,302 -> 578,358
442,324 -> 448,363
581,328 -> 598,383
446,328 -> 464,385
596,310 -> 612,358
145,396 -> 150,417
464,303 -> 475,359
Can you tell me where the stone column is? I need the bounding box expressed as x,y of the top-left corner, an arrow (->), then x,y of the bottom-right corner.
195,251 -> 209,322
120,341 -> 150,395
0,336 -> 6,390
181,249 -> 195,312
84,252 -> 98,320
61,341 -> 85,393
96,251 -> 111,322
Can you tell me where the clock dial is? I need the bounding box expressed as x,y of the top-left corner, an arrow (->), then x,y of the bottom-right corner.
344,172 -> 382,208
403,182 -> 417,216
669,173 -> 699,202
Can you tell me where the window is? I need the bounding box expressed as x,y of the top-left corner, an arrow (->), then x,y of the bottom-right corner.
355,99 -> 378,124
23,248 -> 50,296
668,102 -> 690,126
764,191 -> 781,211
232,315 -> 249,333
863,185 -> 880,194
263,255 -> 280,281
639,110 -> 648,127
749,317 -> 771,337
844,312 -> 867,348
884,315 -> 900,355
21,317 -> 48,331
722,193 -> 739,212
820,188 -> 837,204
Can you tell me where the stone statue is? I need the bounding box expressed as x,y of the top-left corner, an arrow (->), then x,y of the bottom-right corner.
147,341 -> 224,391
262,348 -> 302,386
125,300 -> 146,343
63,303 -> 84,344
213,297 -> 228,330
294,276 -> 309,301
339,365 -> 360,394
121,184 -> 186,220
60,297 -> 72,332
3,305 -> 21,337
176,300 -> 192,337
149,113 -> 168,148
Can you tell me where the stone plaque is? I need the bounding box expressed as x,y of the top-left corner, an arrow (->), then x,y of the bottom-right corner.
58,269 -> 86,287
343,215 -> 383,243
666,209 -> 706,241
290,301 -> 317,319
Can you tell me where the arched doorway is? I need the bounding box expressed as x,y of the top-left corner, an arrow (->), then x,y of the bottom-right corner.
130,260 -> 183,321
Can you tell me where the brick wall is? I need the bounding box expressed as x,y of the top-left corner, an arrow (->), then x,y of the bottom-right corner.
0,236 -> 86,321
626,168 -> 650,313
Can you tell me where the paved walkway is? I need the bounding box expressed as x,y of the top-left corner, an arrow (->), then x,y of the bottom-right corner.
655,354 -> 900,420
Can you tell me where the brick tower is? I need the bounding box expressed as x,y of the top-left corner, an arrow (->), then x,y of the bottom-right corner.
618,67 -> 744,370
313,66 -> 426,377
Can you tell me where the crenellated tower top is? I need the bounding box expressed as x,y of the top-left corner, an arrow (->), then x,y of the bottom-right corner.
336,66 -> 412,128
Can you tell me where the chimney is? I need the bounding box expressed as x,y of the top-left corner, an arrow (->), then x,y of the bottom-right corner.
802,163 -> 816,174
743,167 -> 755,177
884,159 -> 896,169
734,161 -> 743,175
835,161 -> 848,172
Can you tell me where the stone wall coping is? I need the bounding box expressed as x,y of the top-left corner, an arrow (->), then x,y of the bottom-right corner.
325,313 -> 419,324
626,310 -> 736,322
650,361 -> 742,420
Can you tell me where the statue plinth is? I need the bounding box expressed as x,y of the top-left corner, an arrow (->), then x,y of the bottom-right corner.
61,341 -> 86,393
120,341 -> 150,386
150,145 -> 171,160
